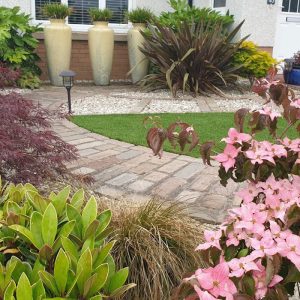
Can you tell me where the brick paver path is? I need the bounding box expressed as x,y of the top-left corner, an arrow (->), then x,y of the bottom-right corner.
25,84 -> 242,223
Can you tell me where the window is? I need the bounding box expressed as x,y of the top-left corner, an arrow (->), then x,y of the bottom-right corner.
68,0 -> 99,25
106,0 -> 128,24
213,0 -> 226,8
35,0 -> 60,20
33,0 -> 131,30
282,0 -> 300,12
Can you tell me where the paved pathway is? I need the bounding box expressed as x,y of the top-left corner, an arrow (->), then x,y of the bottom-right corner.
25,84 -> 242,223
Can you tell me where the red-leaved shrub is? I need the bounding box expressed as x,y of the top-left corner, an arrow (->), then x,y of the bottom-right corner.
0,92 -> 77,184
0,63 -> 20,89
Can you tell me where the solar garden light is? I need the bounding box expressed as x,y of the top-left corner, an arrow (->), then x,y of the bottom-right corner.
59,70 -> 76,114
284,58 -> 295,84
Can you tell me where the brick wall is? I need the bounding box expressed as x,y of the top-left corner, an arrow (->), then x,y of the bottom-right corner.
37,39 -> 130,82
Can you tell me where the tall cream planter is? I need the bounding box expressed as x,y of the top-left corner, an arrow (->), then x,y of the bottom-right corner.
127,23 -> 149,84
44,19 -> 72,86
88,22 -> 114,86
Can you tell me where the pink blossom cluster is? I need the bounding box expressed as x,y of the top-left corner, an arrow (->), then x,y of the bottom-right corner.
187,175 -> 300,300
213,128 -> 300,172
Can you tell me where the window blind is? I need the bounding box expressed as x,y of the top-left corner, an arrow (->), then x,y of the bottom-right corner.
106,0 -> 128,24
35,0 -> 61,20
213,0 -> 226,8
68,0 -> 99,25
282,0 -> 300,12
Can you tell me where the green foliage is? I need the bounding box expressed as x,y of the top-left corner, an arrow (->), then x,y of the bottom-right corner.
126,7 -> 154,23
43,3 -> 72,19
0,181 -> 135,299
89,8 -> 113,22
233,41 -> 278,79
0,6 -> 41,87
141,20 -> 246,96
17,72 -> 41,89
159,0 -> 234,31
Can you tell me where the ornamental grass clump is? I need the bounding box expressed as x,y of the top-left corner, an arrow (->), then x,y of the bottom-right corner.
126,7 -> 154,24
111,199 -> 205,300
146,68 -> 300,299
140,20 -> 246,97
89,8 -> 113,22
43,3 -> 72,19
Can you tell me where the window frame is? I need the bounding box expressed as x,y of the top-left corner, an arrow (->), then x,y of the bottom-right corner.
212,0 -> 226,8
281,0 -> 300,13
31,0 -> 136,33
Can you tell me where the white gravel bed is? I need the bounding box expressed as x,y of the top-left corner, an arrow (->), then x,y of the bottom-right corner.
0,88 -> 31,95
142,99 -> 202,113
69,95 -> 143,115
64,88 -> 286,115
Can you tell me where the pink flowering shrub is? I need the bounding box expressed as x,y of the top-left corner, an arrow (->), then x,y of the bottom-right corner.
146,68 -> 300,299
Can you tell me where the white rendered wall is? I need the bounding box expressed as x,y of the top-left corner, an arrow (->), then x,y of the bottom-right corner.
0,0 -> 31,15
227,0 -> 280,47
136,0 -> 172,15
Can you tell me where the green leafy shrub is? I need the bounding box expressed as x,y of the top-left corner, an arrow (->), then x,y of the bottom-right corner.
43,3 -> 72,19
0,181 -> 135,299
159,0 -> 234,31
233,41 -> 278,80
111,199 -> 204,300
17,72 -> 41,89
0,6 -> 41,88
140,20 -> 246,96
89,8 -> 113,22
126,7 -> 154,23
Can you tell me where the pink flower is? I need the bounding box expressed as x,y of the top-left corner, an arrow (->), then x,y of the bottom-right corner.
250,230 -> 278,257
213,144 -> 240,172
196,230 -> 222,251
228,256 -> 260,278
277,234 -> 300,269
269,144 -> 287,158
282,138 -> 300,153
269,221 -> 290,241
258,106 -> 281,121
234,203 -> 268,236
222,128 -> 251,145
253,261 -> 283,299
237,183 -> 261,203
195,263 -> 237,299
291,98 -> 300,109
194,286 -> 219,300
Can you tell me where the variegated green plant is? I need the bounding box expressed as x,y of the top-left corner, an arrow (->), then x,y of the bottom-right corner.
0,179 -> 135,299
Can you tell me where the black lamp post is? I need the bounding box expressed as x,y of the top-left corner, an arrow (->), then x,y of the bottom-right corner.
188,0 -> 193,7
59,70 -> 76,114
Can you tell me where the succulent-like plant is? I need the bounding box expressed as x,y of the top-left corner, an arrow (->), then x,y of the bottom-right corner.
43,3 -> 72,19
126,7 -> 154,24
293,50 -> 300,66
89,8 -> 113,22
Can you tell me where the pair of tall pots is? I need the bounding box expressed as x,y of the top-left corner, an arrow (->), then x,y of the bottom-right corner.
44,19 -> 148,86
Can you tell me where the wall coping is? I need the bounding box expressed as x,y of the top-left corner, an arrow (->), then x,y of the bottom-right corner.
34,32 -> 127,42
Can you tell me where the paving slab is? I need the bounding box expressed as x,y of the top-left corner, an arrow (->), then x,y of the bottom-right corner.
25,85 -> 243,224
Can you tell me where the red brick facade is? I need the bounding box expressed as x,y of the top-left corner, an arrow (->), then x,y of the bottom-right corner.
36,37 -> 274,82
36,39 -> 130,82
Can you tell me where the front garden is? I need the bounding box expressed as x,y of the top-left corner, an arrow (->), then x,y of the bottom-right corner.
2,0 -> 300,299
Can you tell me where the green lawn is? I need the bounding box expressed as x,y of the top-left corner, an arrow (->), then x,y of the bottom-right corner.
71,113 -> 298,158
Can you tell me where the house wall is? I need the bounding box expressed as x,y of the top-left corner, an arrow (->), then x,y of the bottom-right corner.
1,0 -> 280,82
136,0 -> 172,15
0,0 -> 31,14
227,0 -> 280,48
